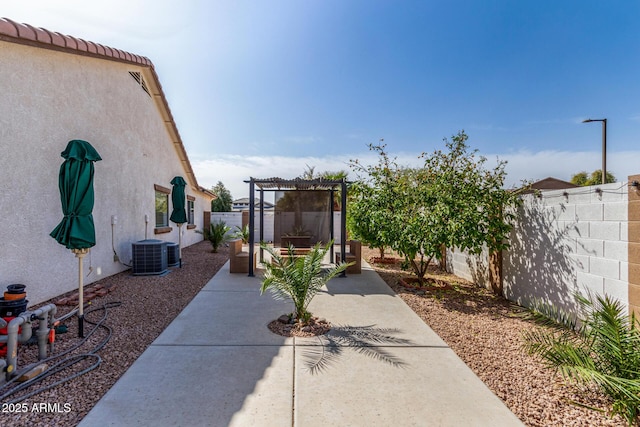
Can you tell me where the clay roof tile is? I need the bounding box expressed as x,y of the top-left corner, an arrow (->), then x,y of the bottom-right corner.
85,40 -> 98,54
75,38 -> 88,52
15,20 -> 37,41
65,35 -> 78,50
0,18 -> 19,37
25,24 -> 51,43
50,32 -> 66,47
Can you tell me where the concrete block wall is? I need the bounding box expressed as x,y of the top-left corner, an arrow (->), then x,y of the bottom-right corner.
446,246 -> 490,289
448,181 -> 630,315
209,212 -> 343,245
504,183 -> 628,313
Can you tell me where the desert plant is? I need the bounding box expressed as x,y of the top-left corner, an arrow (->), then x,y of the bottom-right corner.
196,221 -> 231,252
260,241 -> 352,325
522,293 -> 640,425
232,224 -> 250,244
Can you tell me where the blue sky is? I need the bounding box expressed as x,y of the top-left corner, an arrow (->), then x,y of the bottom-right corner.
4,1 -> 640,198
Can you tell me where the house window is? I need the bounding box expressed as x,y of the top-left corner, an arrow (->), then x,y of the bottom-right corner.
154,184 -> 171,233
187,196 -> 195,229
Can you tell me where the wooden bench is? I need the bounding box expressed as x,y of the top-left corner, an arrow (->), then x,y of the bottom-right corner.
335,240 -> 362,274
229,239 -> 256,273
278,247 -> 311,256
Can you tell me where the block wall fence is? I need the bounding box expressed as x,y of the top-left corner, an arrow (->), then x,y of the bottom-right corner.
448,178 -> 638,316
210,211 -> 344,245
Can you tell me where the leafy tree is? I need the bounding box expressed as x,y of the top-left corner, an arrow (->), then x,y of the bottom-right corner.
210,181 -> 233,212
571,170 -> 616,186
347,179 -> 389,259
350,131 -> 519,285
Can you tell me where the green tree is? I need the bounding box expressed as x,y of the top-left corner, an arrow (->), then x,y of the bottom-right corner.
347,177 -> 389,259
297,165 -> 348,210
571,170 -> 616,186
350,131 -> 519,285
210,181 -> 233,212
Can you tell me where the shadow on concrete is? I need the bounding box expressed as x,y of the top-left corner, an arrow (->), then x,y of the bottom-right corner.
299,325 -> 413,374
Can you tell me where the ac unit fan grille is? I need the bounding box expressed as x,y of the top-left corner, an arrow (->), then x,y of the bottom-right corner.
132,240 -> 168,276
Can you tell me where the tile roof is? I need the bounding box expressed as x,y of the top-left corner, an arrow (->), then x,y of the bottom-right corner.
0,17 -> 211,198
0,18 -> 151,65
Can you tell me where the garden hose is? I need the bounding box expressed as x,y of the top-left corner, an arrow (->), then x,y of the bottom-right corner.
0,301 -> 121,404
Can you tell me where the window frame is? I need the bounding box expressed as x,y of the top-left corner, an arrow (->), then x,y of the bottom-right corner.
187,195 -> 196,229
154,184 -> 172,234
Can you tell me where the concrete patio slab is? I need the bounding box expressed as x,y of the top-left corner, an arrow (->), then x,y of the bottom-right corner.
300,266 -> 449,347
294,345 -> 523,426
153,288 -> 293,346
202,261 -> 264,292
80,255 -> 524,426
79,345 -> 293,427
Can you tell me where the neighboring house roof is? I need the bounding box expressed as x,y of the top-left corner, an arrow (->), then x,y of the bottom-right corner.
517,177 -> 579,194
233,198 -> 274,207
0,17 -> 212,199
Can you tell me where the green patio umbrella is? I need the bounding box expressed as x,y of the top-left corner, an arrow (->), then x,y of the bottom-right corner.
50,139 -> 102,337
170,176 -> 187,267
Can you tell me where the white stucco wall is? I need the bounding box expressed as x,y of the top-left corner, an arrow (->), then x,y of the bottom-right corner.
0,42 -> 208,305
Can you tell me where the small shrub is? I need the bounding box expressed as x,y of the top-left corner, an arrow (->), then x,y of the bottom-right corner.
522,293 -> 640,425
260,241 -> 352,325
196,221 -> 231,253
232,225 -> 250,244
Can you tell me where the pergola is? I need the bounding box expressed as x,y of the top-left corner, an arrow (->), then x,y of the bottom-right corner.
245,177 -> 349,277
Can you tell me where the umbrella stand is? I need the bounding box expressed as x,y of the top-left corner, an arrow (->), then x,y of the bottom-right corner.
178,223 -> 183,268
72,248 -> 89,337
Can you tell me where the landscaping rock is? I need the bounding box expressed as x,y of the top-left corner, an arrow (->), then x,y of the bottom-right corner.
277,314 -> 290,324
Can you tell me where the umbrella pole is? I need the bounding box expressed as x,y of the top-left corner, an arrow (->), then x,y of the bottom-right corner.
73,248 -> 89,337
178,223 -> 183,268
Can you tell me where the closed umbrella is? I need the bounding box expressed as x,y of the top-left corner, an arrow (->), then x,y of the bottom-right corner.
50,139 -> 102,337
169,176 -> 187,268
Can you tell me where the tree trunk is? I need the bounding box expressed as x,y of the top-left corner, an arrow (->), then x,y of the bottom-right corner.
489,250 -> 503,295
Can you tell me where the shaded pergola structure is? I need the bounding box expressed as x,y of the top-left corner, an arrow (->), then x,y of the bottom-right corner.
245,177 -> 349,277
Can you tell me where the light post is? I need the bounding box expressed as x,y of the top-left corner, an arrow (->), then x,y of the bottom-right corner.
582,118 -> 607,185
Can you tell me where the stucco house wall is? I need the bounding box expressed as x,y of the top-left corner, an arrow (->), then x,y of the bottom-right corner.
0,20 -> 212,306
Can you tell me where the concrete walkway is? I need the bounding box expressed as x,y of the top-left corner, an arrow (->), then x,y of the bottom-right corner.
79,261 -> 524,427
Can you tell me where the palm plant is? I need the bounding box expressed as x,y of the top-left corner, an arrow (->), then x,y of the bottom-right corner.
197,220 -> 231,253
232,224 -> 250,244
522,293 -> 640,425
260,241 -> 352,325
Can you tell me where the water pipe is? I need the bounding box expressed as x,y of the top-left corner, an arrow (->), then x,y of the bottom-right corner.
5,304 -> 56,380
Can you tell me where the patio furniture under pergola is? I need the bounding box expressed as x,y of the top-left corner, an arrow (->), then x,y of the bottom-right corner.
245,177 -> 348,277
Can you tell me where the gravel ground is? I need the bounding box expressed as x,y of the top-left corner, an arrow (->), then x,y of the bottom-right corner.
361,246 -> 629,427
1,241 -> 631,426
1,240 -> 228,427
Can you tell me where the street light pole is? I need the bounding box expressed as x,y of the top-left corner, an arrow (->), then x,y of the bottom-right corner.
582,118 -> 607,184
